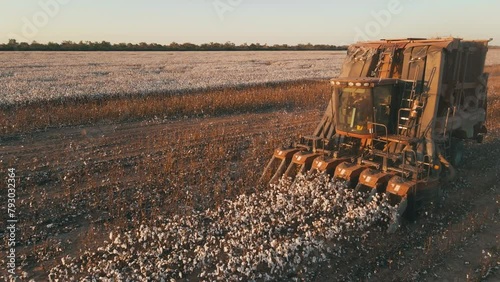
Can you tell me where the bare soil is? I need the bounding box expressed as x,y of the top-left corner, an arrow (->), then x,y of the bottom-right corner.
1,66 -> 499,281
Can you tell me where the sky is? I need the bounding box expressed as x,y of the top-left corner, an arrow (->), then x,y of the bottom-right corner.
0,0 -> 498,46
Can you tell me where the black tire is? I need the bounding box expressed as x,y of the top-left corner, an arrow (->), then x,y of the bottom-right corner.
449,138 -> 464,167
476,134 -> 484,144
403,199 -> 417,222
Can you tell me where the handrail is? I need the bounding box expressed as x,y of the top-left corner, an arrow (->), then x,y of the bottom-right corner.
367,121 -> 389,171
422,154 -> 433,179
402,149 -> 418,181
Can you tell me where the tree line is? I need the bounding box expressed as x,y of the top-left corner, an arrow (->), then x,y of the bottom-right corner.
1,39 -> 348,51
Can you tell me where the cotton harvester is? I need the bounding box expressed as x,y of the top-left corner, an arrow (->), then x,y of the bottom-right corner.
261,38 -> 490,231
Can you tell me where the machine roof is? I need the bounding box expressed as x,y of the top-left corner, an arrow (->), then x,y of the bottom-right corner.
351,37 -> 490,51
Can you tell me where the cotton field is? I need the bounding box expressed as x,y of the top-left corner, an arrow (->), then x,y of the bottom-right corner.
486,48 -> 500,67
48,173 -> 396,281
2,49 -> 498,105
0,51 -> 345,105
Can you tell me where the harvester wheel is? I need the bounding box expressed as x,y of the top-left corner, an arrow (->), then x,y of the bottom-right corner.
476,134 -> 484,144
404,194 -> 417,222
449,138 -> 464,167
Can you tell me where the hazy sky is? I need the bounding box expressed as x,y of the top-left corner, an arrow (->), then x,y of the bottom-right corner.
1,0 -> 498,45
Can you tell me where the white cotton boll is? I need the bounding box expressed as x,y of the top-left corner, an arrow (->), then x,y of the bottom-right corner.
1,52 -> 348,104
49,171 -> 396,280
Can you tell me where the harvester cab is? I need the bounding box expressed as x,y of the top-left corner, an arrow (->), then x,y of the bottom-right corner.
333,78 -> 403,139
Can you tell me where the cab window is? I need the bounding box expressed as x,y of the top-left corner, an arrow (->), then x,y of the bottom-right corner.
337,87 -> 372,134
373,85 -> 395,134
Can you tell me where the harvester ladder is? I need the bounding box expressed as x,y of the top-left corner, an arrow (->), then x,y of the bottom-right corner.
397,65 -> 420,136
406,64 -> 420,107
442,107 -> 453,154
375,48 -> 395,78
